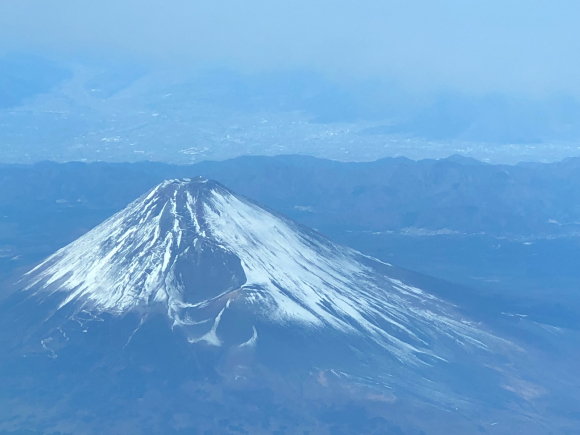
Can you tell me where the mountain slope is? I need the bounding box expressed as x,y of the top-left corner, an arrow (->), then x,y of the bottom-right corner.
0,178 -> 572,435
23,178 -> 495,365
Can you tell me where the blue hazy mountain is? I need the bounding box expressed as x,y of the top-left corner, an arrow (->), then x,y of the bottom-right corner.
0,54 -> 72,109
1,60 -> 579,165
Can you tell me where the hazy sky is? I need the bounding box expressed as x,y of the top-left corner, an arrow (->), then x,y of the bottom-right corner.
1,0 -> 579,98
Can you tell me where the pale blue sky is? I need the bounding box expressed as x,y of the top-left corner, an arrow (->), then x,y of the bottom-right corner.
1,0 -> 579,97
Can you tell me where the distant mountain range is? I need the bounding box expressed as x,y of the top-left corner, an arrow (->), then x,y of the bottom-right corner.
1,154 -> 579,237
0,155 -> 578,323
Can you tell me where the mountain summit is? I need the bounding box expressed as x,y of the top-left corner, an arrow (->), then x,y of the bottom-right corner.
0,178 -> 554,434
24,177 -> 493,364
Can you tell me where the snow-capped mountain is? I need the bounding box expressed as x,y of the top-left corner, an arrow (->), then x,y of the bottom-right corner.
23,178 -> 496,364
0,178 -> 560,435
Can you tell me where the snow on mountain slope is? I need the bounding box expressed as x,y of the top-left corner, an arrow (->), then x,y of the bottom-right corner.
23,178 -> 500,364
